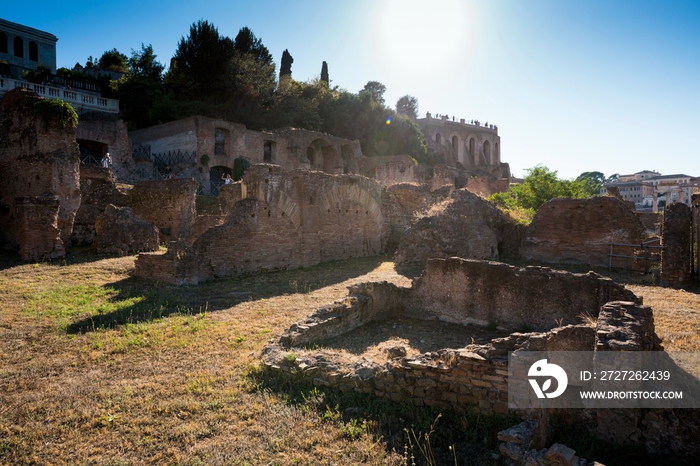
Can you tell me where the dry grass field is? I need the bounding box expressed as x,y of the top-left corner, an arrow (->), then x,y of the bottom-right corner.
0,252 -> 698,465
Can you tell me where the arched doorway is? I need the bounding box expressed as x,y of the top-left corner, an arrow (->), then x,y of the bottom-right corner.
483,140 -> 491,165
306,139 -> 340,173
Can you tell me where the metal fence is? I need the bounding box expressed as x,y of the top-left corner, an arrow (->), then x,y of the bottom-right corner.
608,238 -> 662,273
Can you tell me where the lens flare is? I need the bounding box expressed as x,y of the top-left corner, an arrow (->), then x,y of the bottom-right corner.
385,117 -> 392,125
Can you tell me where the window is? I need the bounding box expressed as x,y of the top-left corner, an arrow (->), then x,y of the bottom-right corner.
214,128 -> 226,155
263,141 -> 274,162
0,32 -> 7,54
13,36 -> 23,58
29,41 -> 38,62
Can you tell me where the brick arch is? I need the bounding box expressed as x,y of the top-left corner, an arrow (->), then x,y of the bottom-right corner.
306,138 -> 341,174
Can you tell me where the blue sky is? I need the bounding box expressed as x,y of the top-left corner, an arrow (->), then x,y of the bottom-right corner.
4,0 -> 699,179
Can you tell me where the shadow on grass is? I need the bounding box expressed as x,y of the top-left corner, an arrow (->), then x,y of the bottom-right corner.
248,365 -> 515,466
66,255 -> 387,333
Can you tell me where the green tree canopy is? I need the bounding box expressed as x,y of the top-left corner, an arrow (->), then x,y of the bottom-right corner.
97,48 -> 128,72
168,20 -> 234,98
114,44 -> 165,129
396,94 -> 418,119
362,81 -> 386,104
488,165 -> 601,222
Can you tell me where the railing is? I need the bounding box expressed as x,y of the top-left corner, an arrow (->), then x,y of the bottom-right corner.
0,78 -> 119,113
153,150 -> 197,165
608,238 -> 663,273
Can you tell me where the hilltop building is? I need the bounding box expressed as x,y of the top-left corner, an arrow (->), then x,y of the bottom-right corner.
601,170 -> 699,212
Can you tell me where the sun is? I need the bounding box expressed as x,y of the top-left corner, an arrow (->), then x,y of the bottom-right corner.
370,0 -> 477,79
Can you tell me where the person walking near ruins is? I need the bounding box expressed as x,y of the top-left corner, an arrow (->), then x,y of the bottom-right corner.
101,153 -> 111,168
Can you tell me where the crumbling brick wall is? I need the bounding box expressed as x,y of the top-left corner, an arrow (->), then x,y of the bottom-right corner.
264,259 -> 656,416
13,196 -> 65,261
407,258 -> 639,332
519,197 -> 647,267
0,88 -> 80,257
394,188 -> 520,264
465,175 -> 509,198
71,164 -> 127,246
134,166 -> 386,284
127,178 -> 198,243
660,202 -> 692,285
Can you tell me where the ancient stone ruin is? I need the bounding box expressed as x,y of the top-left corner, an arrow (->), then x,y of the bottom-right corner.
519,197 -> 647,268
394,188 -> 521,264
134,165 -> 386,284
0,88 -> 81,260
263,257 -> 700,458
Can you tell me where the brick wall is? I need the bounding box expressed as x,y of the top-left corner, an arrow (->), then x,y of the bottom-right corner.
134,166 -> 386,284
127,178 -> 198,243
264,259 -> 656,416
13,196 -> 65,261
520,197 -> 647,267
660,202 -> 692,285
72,164 -> 127,245
394,189 -> 519,264
0,88 -> 80,256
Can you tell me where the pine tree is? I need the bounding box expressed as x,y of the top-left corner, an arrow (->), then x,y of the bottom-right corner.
320,61 -> 329,84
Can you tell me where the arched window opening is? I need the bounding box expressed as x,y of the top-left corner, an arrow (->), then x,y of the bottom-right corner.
452,135 -> 458,152
29,41 -> 38,62
483,140 -> 491,165
14,36 -> 23,58
469,138 -> 475,164
435,133 -> 441,145
0,33 -> 8,54
495,142 -> 499,164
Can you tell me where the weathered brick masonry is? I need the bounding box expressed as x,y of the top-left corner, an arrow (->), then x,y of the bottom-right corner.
660,202 -> 692,285
264,258 -> 652,416
519,197 -> 646,267
0,88 -> 80,258
134,165 -> 385,284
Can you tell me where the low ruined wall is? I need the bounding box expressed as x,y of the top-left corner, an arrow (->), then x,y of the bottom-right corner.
660,202 -> 692,286
520,197 -> 646,267
188,215 -> 225,242
265,280 -> 654,417
135,166 -> 386,284
407,258 -> 640,332
394,189 -> 519,264
0,88 -> 80,255
72,164 -> 127,246
127,178 -> 198,243
465,175 -> 509,198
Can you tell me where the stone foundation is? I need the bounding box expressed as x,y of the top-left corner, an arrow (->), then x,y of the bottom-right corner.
13,196 -> 65,261
660,202 -> 692,285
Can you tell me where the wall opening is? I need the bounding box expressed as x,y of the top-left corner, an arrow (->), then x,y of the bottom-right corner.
341,144 -> 354,174
29,41 -> 38,62
0,32 -> 7,54
306,146 -> 315,168
76,139 -> 108,166
13,36 -> 23,58
495,142 -> 499,164
209,165 -> 231,196
214,128 -> 227,155
469,138 -> 476,165
483,140 -> 491,165
436,133 -> 441,145
263,141 -> 274,162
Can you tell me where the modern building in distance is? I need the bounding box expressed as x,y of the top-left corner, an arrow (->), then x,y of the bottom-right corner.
601,170 -> 699,212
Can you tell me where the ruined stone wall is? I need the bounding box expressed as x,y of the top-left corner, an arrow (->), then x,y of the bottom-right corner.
71,164 -> 127,245
75,111 -> 131,177
264,265 -> 654,416
520,197 -> 647,267
465,175 -> 509,198
660,202 -> 692,285
636,212 -> 660,233
406,258 -> 640,332
134,166 -> 386,284
0,88 -> 80,256
361,155 -> 421,187
188,215 -> 225,243
13,196 -> 65,261
394,188 -> 519,264
127,179 -> 198,243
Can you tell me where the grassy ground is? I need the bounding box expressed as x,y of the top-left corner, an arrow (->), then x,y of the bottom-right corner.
0,253 -> 698,465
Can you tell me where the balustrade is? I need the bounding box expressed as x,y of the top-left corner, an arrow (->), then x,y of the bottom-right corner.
0,77 -> 118,113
